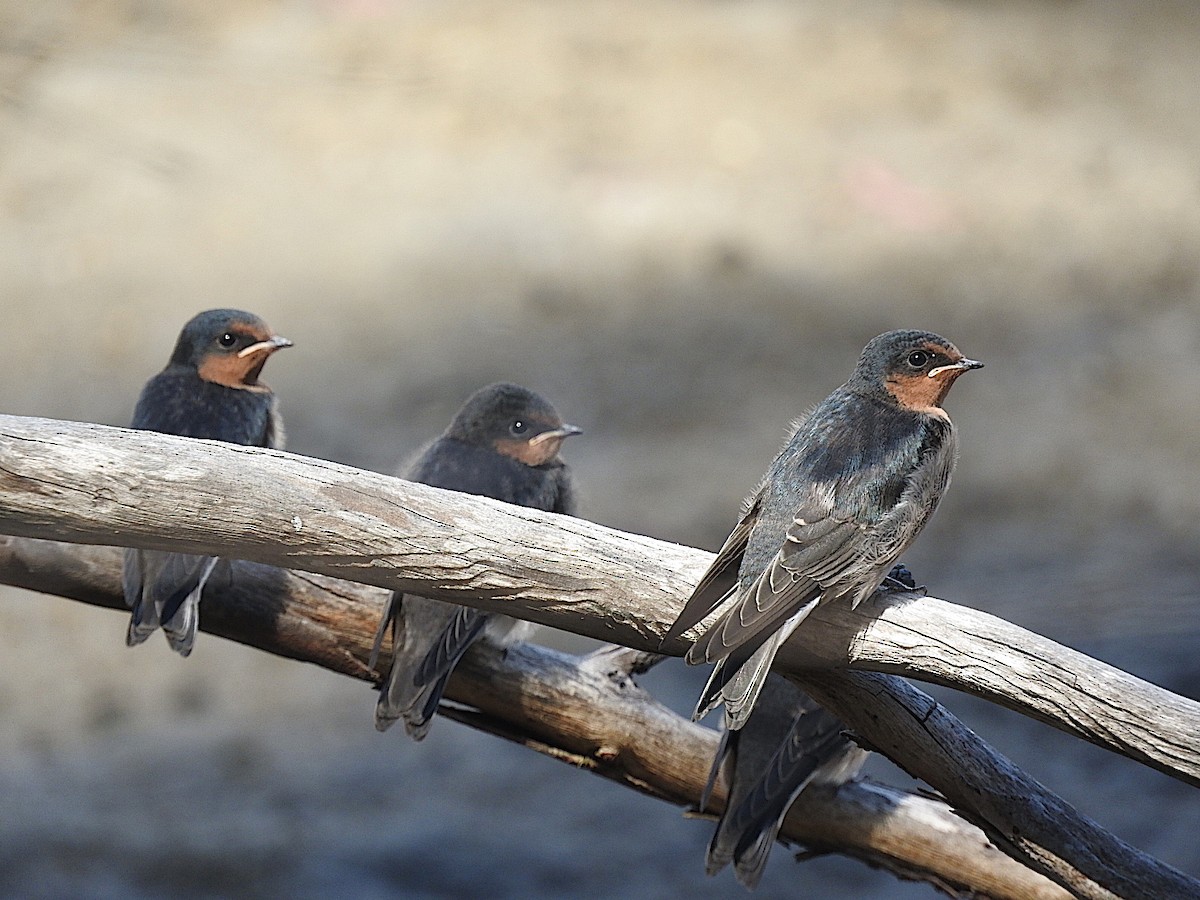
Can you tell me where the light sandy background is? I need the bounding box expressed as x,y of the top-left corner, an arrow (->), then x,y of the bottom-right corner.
1,2 -> 1198,897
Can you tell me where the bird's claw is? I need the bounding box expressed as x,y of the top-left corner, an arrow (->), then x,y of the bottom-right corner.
881,562 -> 926,595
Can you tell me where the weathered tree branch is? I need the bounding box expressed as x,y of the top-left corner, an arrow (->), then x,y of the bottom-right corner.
0,415 -> 1194,784
1,415 -> 1197,897
794,670 -> 1197,900
0,537 -> 1066,900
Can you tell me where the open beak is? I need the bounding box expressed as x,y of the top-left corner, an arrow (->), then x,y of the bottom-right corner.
238,335 -> 294,358
928,358 -> 983,378
529,424 -> 584,446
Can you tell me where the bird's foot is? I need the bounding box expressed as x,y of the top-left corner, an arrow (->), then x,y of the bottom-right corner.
881,562 -> 926,596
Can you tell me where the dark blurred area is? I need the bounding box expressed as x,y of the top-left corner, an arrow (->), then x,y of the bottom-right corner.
1,2 -> 1197,897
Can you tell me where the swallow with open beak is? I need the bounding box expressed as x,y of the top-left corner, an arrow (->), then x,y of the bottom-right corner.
664,329 -> 982,730
122,308 -> 291,656
370,382 -> 581,739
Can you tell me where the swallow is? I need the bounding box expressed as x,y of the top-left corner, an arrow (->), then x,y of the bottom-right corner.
369,382 -> 581,739
122,308 -> 291,656
701,564 -> 915,888
664,329 -> 982,729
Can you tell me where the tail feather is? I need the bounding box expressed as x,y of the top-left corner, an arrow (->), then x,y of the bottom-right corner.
125,601 -> 160,647
729,829 -> 777,890
162,589 -> 202,657
719,638 -> 783,732
692,610 -> 807,730
121,548 -> 144,611
403,671 -> 452,741
700,726 -> 735,813
704,676 -> 866,888
415,607 -> 488,689
122,549 -> 215,656
368,592 -> 402,672
374,596 -> 487,741
123,549 -> 155,646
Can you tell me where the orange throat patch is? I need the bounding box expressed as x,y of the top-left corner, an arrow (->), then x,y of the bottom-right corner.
197,352 -> 271,391
494,435 -> 563,467
885,371 -> 954,416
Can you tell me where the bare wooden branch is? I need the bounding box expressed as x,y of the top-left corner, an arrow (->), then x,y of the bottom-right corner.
0,536 -> 1066,900
774,599 -> 1199,796
1,415 -> 1198,897
0,415 -> 1194,787
794,671 -> 1198,900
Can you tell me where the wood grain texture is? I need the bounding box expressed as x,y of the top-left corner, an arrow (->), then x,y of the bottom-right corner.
1,414 -> 1198,896
0,415 -> 1195,786
776,598 -> 1200,789
0,537 -> 1066,900
797,671 -> 1198,900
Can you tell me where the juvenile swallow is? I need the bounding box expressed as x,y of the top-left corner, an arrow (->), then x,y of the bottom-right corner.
702,564 -> 915,888
370,382 -> 581,739
122,308 -> 291,656
664,329 -> 981,729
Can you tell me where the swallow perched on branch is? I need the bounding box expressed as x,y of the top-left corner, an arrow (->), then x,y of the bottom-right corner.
664,329 -> 982,730
122,308 -> 291,656
370,382 -> 581,739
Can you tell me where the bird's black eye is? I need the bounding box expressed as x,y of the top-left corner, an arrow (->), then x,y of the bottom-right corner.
510,420 -> 528,436
218,332 -> 238,348
907,350 -> 929,368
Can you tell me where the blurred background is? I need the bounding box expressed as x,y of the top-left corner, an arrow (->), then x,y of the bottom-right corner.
2,1 -> 1198,897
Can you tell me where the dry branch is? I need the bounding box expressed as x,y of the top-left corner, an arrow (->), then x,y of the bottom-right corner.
0,416 -> 1194,787
0,538 -> 1065,900
1,415 -> 1198,897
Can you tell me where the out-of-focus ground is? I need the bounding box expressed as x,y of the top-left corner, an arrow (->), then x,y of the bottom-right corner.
1,2 -> 1198,897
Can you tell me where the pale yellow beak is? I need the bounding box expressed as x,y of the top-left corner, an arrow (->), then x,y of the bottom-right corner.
528,424 -> 584,446
928,358 -> 983,378
238,335 -> 294,358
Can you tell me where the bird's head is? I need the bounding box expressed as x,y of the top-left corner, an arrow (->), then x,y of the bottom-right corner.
448,382 -> 582,467
170,309 -> 293,390
853,329 -> 983,415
